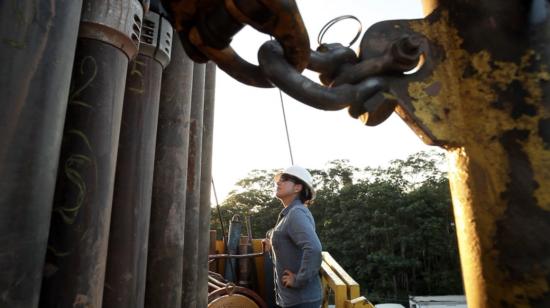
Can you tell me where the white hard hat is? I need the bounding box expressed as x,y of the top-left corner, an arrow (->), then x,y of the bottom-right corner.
276,165 -> 315,201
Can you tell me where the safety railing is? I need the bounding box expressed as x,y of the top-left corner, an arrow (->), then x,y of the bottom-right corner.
320,252 -> 375,308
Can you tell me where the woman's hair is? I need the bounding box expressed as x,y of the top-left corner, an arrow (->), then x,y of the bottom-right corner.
295,179 -> 313,204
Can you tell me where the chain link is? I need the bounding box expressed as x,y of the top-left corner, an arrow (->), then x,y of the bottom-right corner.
164,0 -> 425,124
165,0 -> 309,87
258,35 -> 424,125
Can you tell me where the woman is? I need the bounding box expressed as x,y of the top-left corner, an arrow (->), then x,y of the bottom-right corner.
265,166 -> 322,308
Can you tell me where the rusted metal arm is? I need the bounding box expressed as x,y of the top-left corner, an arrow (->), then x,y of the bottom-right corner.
358,2 -> 550,307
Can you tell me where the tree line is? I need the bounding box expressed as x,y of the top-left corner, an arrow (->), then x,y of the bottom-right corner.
210,150 -> 464,305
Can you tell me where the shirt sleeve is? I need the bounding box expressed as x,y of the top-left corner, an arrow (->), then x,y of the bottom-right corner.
286,208 -> 322,288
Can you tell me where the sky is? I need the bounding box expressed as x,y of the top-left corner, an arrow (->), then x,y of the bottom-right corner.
210,0 -> 443,202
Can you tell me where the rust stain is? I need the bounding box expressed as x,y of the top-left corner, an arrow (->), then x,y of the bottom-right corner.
406,10 -> 550,306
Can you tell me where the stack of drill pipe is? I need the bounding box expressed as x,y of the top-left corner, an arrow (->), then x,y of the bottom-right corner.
40,1 -> 143,307
0,1 -> 83,306
181,62 -> 206,308
103,8 -> 172,308
144,36 -> 194,307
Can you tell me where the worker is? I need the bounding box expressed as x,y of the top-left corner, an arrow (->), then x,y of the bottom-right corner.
264,166 -> 323,308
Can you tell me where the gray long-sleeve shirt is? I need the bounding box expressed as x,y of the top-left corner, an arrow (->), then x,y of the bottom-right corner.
270,199 -> 322,307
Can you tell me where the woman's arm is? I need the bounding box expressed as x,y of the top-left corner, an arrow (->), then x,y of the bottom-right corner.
286,208 -> 322,288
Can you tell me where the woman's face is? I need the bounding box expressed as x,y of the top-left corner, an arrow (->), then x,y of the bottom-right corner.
275,174 -> 302,200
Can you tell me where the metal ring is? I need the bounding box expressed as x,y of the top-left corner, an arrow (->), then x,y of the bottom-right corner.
226,282 -> 236,296
317,15 -> 362,48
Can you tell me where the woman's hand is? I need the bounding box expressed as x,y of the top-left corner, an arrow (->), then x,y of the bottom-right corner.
262,238 -> 271,252
282,270 -> 296,288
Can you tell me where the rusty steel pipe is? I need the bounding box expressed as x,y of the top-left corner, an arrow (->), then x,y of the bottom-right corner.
40,1 -> 142,307
104,10 -> 172,308
0,1 -> 83,307
181,62 -> 206,308
197,62 -> 217,308
144,35 -> 194,308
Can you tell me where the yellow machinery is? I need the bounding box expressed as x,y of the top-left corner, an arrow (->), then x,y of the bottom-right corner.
209,239 -> 375,308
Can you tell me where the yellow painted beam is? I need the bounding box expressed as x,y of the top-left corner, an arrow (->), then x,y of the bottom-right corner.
321,261 -> 347,307
321,276 -> 330,308
322,252 -> 361,299
251,239 -> 266,300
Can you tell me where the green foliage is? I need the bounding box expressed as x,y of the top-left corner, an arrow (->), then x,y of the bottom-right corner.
210,169 -> 281,239
210,150 -> 463,304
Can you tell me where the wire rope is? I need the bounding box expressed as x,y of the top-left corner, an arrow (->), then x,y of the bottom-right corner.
278,89 -> 294,165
